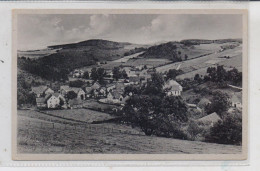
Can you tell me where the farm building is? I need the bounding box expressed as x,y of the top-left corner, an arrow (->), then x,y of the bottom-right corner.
163,80 -> 183,96
36,97 -> 47,109
70,87 -> 86,100
31,86 -> 54,97
197,98 -> 211,109
60,86 -> 86,100
197,112 -> 222,127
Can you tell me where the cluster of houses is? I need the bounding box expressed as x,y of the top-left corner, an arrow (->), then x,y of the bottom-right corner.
32,85 -> 84,109
31,74 -> 184,110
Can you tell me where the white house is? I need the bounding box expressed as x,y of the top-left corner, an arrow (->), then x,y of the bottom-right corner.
46,94 -> 60,109
163,80 -> 183,96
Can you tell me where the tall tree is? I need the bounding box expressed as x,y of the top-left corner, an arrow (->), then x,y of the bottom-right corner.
112,67 -> 121,81
91,67 -> 98,81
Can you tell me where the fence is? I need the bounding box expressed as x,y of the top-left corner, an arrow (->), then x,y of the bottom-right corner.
18,119 -> 144,136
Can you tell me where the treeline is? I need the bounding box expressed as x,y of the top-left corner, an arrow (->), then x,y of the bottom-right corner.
204,65 -> 242,86
17,74 -> 36,107
18,58 -> 69,82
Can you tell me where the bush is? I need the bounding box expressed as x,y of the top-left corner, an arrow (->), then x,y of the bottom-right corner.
205,115 -> 242,145
186,120 -> 203,141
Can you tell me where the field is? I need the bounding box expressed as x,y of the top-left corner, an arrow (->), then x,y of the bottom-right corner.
17,109 -> 242,154
17,48 -> 60,59
155,44 -> 242,79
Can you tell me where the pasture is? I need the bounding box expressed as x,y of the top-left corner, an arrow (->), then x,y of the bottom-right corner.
17,109 -> 242,154
155,44 -> 242,79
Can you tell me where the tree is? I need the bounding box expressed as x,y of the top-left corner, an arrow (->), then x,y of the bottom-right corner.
112,67 -> 121,81
69,80 -> 85,88
143,72 -> 164,96
97,67 -> 106,83
67,91 -> 77,100
194,73 -> 203,83
205,91 -> 231,115
227,68 -> 242,85
121,70 -> 128,79
123,95 -> 188,138
83,71 -> 89,79
206,114 -> 242,145
185,54 -> 188,60
166,69 -> 182,80
90,67 -> 98,81
159,96 -> 188,122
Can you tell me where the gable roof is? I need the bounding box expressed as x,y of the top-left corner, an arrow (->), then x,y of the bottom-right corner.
92,82 -> 101,90
60,85 -> 71,92
106,83 -> 115,88
70,87 -> 84,94
231,92 -> 242,103
198,98 -> 211,108
85,87 -> 92,93
115,82 -> 125,90
111,91 -> 122,99
163,80 -> 182,91
31,86 -> 48,94
197,112 -> 222,124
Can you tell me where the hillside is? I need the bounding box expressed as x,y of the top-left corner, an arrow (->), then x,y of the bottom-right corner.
48,39 -> 131,50
139,41 -> 216,62
18,109 -> 242,154
17,39 -> 146,81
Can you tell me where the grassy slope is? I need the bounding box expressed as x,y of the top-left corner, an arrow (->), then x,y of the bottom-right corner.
17,109 -> 242,154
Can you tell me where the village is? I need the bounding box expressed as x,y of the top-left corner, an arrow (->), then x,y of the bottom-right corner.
30,62 -> 242,129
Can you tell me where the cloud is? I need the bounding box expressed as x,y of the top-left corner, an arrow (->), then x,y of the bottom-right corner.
17,14 -> 242,50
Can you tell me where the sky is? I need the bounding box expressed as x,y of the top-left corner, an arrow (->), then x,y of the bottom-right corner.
17,14 -> 243,50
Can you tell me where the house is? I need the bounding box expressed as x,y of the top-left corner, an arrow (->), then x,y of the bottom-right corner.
68,99 -> 83,109
106,83 -> 116,92
31,86 -> 54,97
60,85 -> 71,96
99,87 -> 107,96
91,82 -> 101,90
72,69 -> 84,78
163,80 -> 183,96
60,86 -> 85,100
107,91 -> 124,103
197,112 -> 222,127
115,82 -> 125,92
36,97 -> 47,109
231,92 -> 242,109
85,87 -> 93,98
197,98 -> 211,109
71,87 -> 86,100
46,94 -> 60,109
